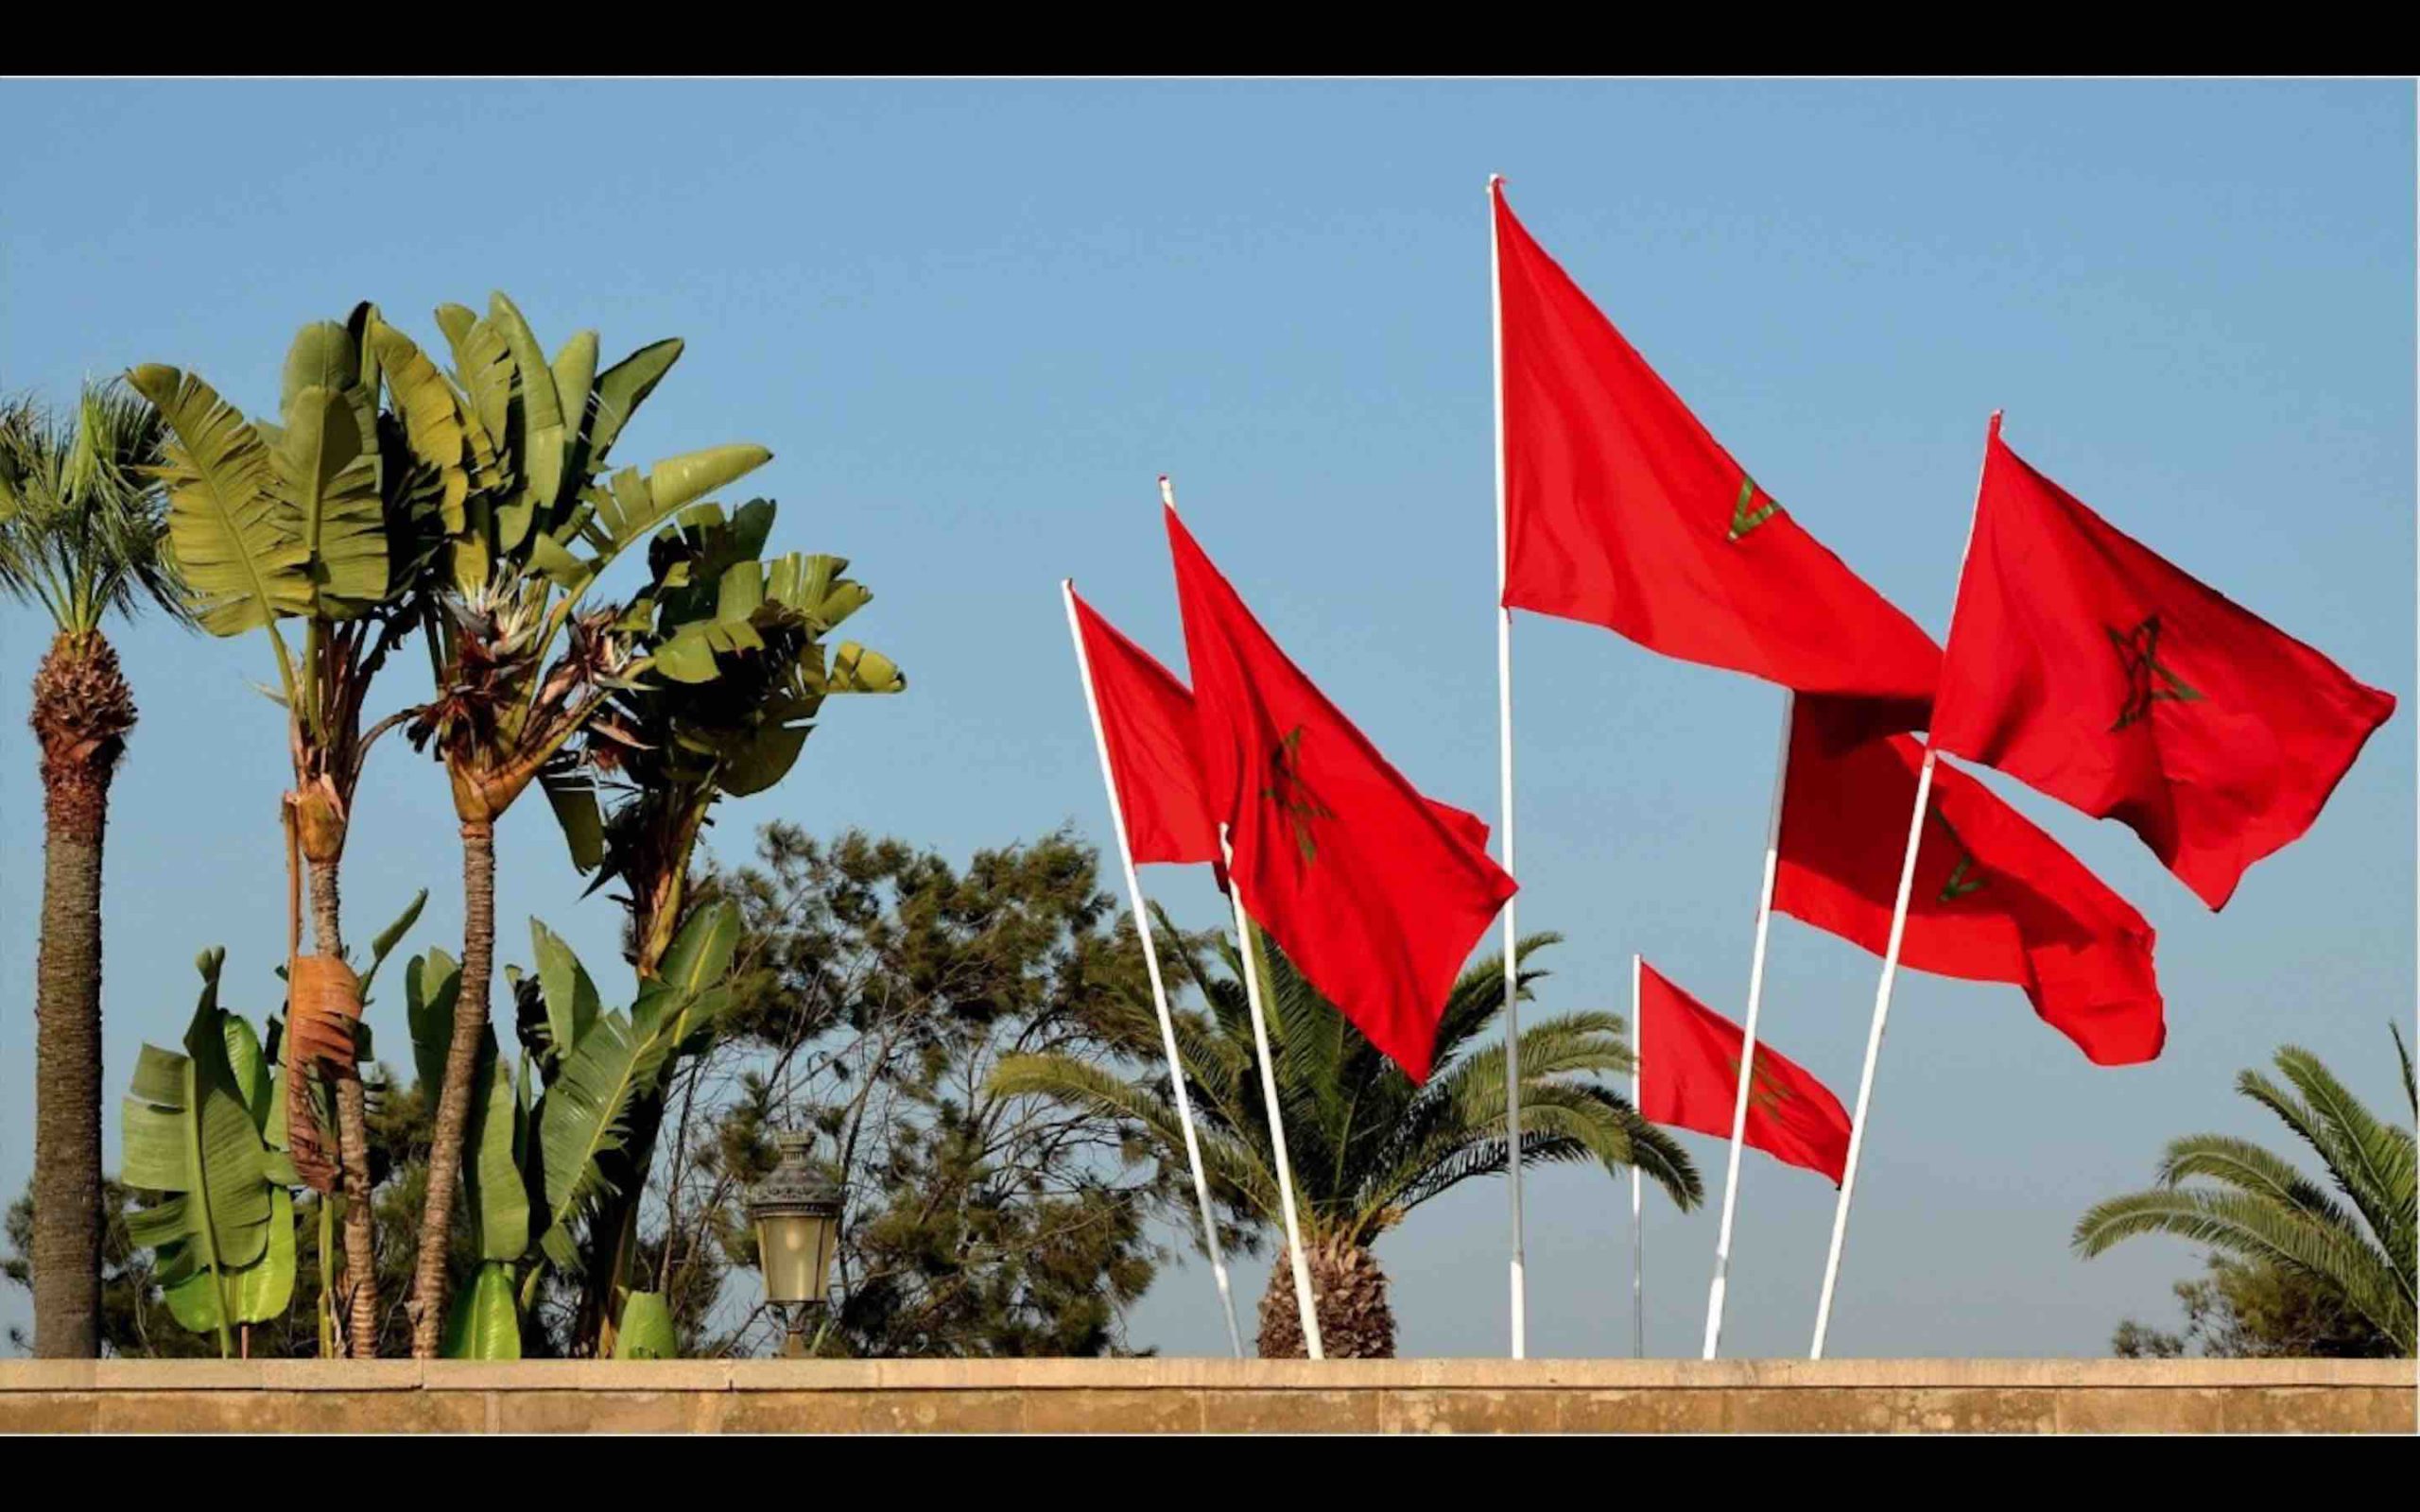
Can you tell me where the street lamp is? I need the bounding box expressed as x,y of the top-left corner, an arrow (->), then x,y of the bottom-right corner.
747,1129 -> 841,1357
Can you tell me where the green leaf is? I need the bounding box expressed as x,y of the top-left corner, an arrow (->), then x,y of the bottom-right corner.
490,292 -> 564,527
464,1040 -> 530,1263
829,643 -> 905,695
228,1187 -> 298,1324
714,724 -> 810,798
280,320 -> 363,415
614,1290 -> 678,1359
275,384 -> 387,614
367,322 -> 474,533
442,1260 -> 523,1359
220,1012 -> 272,1134
532,1009 -> 666,1273
582,338 -> 683,469
361,888 -> 428,999
654,901 -> 739,1003
405,948 -> 462,1097
548,329 -> 600,511
541,769 -> 605,873
530,919 -> 600,1059
130,364 -> 310,636
444,310 -> 516,472
646,444 -> 771,519
118,969 -> 285,1351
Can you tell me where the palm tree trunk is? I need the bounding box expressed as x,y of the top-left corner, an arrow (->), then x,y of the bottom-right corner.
306,857 -> 382,1357
1254,1234 -> 1397,1359
27,631 -> 134,1359
408,816 -> 494,1358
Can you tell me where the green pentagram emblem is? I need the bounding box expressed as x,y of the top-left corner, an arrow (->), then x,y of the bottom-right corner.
2107,614 -> 2203,731
1930,807 -> 1986,903
1260,725 -> 1336,864
1724,1051 -> 1794,1114
1726,475 -> 1779,541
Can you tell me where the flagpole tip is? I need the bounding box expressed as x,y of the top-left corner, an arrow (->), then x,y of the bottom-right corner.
1488,173 -> 1505,192
1158,474 -> 1176,509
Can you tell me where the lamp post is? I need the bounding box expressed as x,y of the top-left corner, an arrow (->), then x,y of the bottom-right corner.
747,1130 -> 841,1357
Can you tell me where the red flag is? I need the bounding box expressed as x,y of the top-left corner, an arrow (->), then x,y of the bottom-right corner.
1775,696 -> 2166,1066
1494,181 -> 1939,727
1167,507 -> 1517,1082
1069,587 -> 1220,866
1071,587 -> 1493,868
1636,960 -> 1850,1185
1932,419 -> 2396,911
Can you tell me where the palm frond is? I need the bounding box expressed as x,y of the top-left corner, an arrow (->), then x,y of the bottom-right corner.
2074,1186 -> 2413,1351
2078,1030 -> 2416,1357
2156,1133 -> 2357,1230
0,381 -> 183,634
2243,1054 -> 2414,1288
989,1051 -> 1275,1215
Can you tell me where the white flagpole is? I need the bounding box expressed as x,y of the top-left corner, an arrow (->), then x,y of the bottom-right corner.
1060,578 -> 1245,1358
1808,409 -> 1999,1359
1808,747 -> 1935,1359
1489,171 -> 1529,1362
1222,826 -> 1324,1360
1701,689 -> 1796,1358
1630,952 -> 1645,1359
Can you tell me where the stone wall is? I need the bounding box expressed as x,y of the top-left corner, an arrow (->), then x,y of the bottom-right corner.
2,1357 -> 2410,1433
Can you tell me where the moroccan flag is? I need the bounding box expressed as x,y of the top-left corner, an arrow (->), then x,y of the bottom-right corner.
1167,507 -> 1517,1082
1070,587 -> 1494,868
1775,696 -> 2166,1066
1931,418 -> 2396,911
1636,960 -> 1850,1185
1493,181 -> 1940,727
1069,586 -> 1221,866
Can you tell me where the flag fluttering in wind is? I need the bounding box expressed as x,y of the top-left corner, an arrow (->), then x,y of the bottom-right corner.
1932,419 -> 2396,911
1774,696 -> 2167,1066
1636,960 -> 1851,1185
1067,589 -> 1220,867
1167,506 -> 1516,1082
1491,181 -> 1939,729
1070,587 -> 1494,870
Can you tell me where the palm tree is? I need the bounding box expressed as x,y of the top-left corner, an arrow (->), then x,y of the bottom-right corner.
2075,1028 -> 2415,1356
0,382 -> 184,1357
993,927 -> 1700,1357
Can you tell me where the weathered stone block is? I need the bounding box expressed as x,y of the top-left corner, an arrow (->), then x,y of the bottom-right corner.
1198,1388 -> 1386,1433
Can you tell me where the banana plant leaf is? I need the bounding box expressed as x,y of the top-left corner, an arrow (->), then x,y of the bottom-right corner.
532,909 -> 740,1277
580,337 -> 683,472
541,765 -> 606,874
359,888 -> 428,1001
129,364 -> 312,637
531,1007 -> 667,1274
463,1034 -> 530,1263
161,1188 -> 298,1332
121,957 -> 286,1350
442,1259 -> 523,1360
280,319 -> 365,414
613,1291 -> 678,1359
637,902 -> 739,1056
274,380 -> 385,615
404,947 -> 462,1097
828,643 -> 904,695
529,919 -> 599,1059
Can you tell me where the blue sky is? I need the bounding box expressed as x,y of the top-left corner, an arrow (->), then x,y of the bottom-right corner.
1,78 -> 2411,1359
